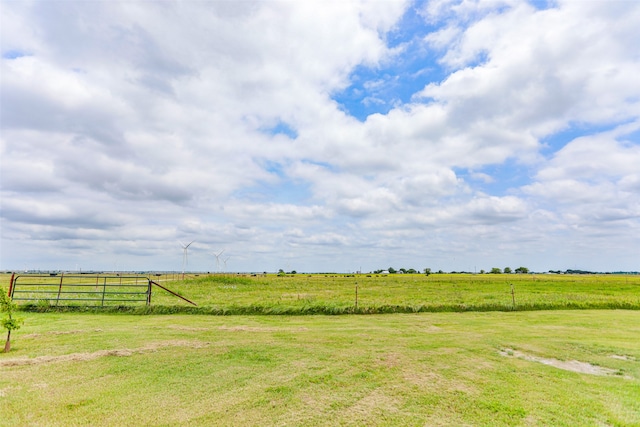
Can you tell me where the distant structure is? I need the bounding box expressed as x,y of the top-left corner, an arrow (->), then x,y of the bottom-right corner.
214,250 -> 225,272
179,241 -> 195,278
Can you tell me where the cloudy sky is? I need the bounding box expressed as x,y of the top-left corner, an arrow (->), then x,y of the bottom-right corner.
1,0 -> 639,273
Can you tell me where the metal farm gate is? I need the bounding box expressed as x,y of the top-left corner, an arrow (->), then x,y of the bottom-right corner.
7,273 -> 196,307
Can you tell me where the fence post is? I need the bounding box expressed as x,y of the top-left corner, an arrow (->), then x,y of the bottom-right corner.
56,273 -> 64,306
8,273 -> 15,298
510,283 -> 516,309
355,282 -> 358,310
102,277 -> 107,307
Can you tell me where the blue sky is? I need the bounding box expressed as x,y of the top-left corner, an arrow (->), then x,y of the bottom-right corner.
1,0 -> 639,273
334,3 -> 449,121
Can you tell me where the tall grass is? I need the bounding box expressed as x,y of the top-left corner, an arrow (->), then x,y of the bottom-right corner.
10,273 -> 640,315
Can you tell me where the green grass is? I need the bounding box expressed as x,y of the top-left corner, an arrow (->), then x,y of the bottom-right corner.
1,310 -> 639,426
2,273 -> 639,425
158,273 -> 640,312
6,272 -> 640,314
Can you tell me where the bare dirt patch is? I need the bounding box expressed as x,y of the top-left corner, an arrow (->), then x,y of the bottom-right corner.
0,340 -> 209,367
500,348 -> 619,376
609,354 -> 637,361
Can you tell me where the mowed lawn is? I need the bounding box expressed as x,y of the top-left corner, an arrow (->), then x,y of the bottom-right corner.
1,310 -> 639,426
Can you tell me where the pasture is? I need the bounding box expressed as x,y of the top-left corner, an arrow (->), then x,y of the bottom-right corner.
6,272 -> 639,313
1,273 -> 639,425
163,272 -> 640,313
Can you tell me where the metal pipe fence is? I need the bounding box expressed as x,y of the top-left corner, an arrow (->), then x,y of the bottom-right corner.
9,274 -> 152,307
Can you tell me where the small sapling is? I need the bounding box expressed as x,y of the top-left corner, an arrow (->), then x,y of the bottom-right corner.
1,287 -> 23,353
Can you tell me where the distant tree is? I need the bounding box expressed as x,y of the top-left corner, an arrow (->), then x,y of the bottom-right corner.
424,268 -> 431,276
406,268 -> 417,274
388,267 -> 397,274
566,269 -> 593,275
479,269 -> 485,274
437,270 -> 444,274
515,266 -> 529,274
504,267 -> 512,274
1,288 -> 23,353
490,267 -> 502,274
290,270 -> 297,275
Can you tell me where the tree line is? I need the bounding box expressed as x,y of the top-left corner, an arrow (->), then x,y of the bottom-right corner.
372,267 -> 530,275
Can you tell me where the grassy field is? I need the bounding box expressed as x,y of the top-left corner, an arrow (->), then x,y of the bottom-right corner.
4,272 -> 639,314
0,310 -> 639,426
1,273 -> 639,425
182,273 -> 640,312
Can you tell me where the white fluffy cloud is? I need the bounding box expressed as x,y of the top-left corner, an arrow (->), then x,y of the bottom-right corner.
1,0 -> 639,272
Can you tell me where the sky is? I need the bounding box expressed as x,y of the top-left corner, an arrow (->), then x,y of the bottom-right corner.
1,0 -> 639,274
